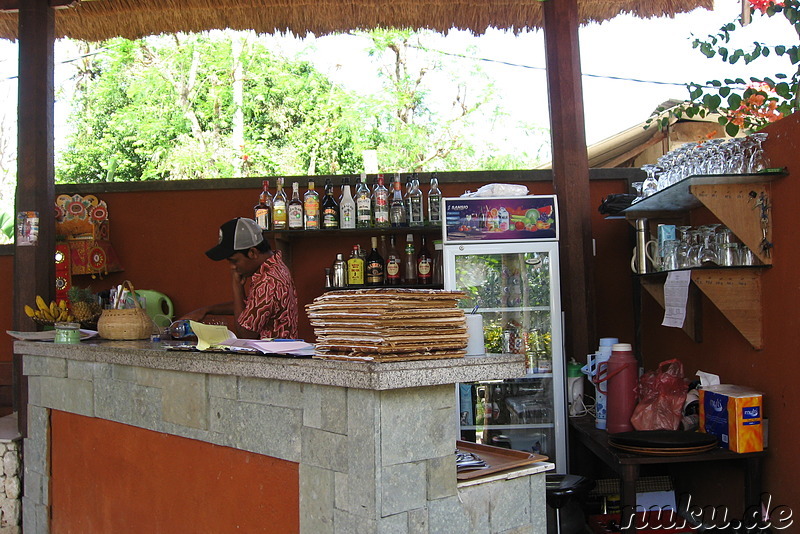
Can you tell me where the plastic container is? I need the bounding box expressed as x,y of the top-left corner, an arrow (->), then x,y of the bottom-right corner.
583,337 -> 617,429
54,322 -> 81,344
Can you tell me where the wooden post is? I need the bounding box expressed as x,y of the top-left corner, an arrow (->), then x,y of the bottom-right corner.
14,0 -> 56,434
542,0 -> 596,360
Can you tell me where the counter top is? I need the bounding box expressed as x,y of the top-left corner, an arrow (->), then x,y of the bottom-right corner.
15,339 -> 527,390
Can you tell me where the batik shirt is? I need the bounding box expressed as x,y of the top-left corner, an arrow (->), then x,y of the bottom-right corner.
238,250 -> 299,339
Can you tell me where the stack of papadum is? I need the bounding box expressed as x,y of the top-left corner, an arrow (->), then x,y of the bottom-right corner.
307,288 -> 468,362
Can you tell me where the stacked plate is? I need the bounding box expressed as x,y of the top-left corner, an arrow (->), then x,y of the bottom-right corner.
608,430 -> 718,456
307,288 -> 468,362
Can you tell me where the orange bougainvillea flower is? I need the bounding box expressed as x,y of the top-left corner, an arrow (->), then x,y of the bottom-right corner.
749,0 -> 784,14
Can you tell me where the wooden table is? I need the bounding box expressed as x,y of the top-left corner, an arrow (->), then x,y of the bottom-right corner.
569,416 -> 765,532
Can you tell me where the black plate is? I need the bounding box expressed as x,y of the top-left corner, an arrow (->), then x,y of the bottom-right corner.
608,430 -> 717,449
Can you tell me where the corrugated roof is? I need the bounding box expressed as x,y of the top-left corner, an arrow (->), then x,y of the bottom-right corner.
0,0 -> 713,42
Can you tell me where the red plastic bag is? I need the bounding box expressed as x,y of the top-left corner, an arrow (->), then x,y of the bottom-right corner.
630,359 -> 688,431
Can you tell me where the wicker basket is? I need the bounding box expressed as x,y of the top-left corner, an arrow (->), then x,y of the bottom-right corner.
97,281 -> 153,340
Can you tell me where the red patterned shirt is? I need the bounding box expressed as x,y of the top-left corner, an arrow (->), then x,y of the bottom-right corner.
238,250 -> 299,339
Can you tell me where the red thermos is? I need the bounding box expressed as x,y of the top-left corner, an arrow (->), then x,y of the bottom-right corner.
603,343 -> 639,434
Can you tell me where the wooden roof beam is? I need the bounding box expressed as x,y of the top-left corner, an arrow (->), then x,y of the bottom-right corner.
0,0 -> 75,13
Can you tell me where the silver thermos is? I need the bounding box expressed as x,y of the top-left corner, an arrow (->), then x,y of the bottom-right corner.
635,218 -> 649,274
332,253 -> 348,287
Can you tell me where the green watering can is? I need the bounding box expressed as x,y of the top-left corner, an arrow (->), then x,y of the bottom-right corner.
132,289 -> 174,327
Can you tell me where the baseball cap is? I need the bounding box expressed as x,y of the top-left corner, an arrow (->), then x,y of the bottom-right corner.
205,217 -> 264,261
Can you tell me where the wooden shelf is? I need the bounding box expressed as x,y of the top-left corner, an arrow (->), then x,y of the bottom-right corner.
624,171 -> 785,351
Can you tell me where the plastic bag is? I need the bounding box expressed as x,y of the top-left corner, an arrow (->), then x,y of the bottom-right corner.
630,359 -> 688,431
461,183 -> 529,198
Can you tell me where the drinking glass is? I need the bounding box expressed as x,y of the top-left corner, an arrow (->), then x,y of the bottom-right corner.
747,132 -> 768,173
660,240 -> 680,271
676,226 -> 693,268
631,182 -> 644,203
687,229 -> 703,268
641,164 -> 660,197
698,224 -> 721,265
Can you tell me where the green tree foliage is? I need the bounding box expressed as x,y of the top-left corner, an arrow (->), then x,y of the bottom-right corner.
55,29 -> 539,183
648,0 -> 799,136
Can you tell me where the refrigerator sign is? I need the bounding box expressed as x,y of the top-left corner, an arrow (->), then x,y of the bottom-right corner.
443,196 -> 558,242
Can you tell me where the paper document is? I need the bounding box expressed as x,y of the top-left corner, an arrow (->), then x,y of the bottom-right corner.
661,270 -> 691,328
221,338 -> 314,355
190,321 -> 235,351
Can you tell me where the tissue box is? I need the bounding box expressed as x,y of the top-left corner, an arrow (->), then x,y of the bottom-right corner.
699,385 -> 763,453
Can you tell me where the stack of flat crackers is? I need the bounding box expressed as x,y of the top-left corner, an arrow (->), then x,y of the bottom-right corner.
307,288 -> 468,362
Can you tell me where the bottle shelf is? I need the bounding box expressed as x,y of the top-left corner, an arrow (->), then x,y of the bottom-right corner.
461,423 -> 556,431
268,226 -> 441,239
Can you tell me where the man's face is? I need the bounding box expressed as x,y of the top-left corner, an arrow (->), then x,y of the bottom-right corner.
226,249 -> 260,277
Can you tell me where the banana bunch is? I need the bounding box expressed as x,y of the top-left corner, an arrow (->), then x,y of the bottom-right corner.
24,296 -> 75,323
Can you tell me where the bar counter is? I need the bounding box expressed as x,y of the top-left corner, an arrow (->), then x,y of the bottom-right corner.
17,340 -> 552,533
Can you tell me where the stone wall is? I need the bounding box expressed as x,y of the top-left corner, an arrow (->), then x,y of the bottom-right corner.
22,353 -> 548,533
0,432 -> 20,534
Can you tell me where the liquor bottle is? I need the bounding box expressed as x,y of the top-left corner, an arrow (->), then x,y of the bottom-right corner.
304,179 -> 320,230
272,177 -> 288,230
254,179 -> 272,230
402,234 -> 416,284
432,239 -> 444,285
378,234 -> 389,262
287,182 -> 303,229
365,236 -> 385,286
389,176 -> 407,228
321,178 -> 339,229
339,176 -> 356,229
417,234 -> 432,285
372,174 -> 390,228
403,173 -> 412,218
408,174 -> 424,227
428,173 -> 442,225
385,234 -> 402,285
355,173 -> 372,228
347,245 -> 364,286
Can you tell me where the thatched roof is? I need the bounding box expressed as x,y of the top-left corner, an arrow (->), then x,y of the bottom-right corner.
0,0 -> 712,42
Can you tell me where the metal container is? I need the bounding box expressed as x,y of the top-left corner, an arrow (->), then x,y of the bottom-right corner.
332,253 -> 348,288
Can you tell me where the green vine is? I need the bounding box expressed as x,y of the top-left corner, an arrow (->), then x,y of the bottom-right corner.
647,0 -> 799,137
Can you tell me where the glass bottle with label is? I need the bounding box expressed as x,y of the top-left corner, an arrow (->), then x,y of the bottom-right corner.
304,179 -> 320,230
402,234 -> 416,284
356,173 -> 372,228
403,173 -> 413,218
272,177 -> 288,230
427,173 -> 442,225
347,245 -> 364,286
339,176 -> 356,229
321,178 -> 339,229
288,182 -> 303,229
385,234 -> 402,285
365,236 -> 385,286
408,175 -> 424,227
417,234 -> 432,285
390,176 -> 408,228
254,179 -> 272,231
372,174 -> 390,228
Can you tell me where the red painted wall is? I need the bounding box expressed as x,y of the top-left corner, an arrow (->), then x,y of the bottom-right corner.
636,114 -> 800,512
50,410 -> 299,533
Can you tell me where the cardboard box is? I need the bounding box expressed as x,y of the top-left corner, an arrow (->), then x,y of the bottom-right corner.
699,385 -> 763,453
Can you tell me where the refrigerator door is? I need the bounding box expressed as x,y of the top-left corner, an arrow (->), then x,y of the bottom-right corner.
445,241 -> 567,472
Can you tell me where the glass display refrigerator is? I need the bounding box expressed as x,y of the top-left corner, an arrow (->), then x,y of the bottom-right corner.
442,195 -> 567,472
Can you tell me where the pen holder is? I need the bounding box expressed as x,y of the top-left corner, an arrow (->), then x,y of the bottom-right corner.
97,281 -> 152,340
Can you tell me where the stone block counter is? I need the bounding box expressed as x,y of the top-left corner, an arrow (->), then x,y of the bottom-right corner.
16,340 -> 552,533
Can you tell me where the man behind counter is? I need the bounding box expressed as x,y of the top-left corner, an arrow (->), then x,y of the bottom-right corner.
182,217 -> 299,339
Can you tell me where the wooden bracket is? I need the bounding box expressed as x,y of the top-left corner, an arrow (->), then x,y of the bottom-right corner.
690,183 -> 772,265
691,269 -> 763,350
640,276 -> 702,342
